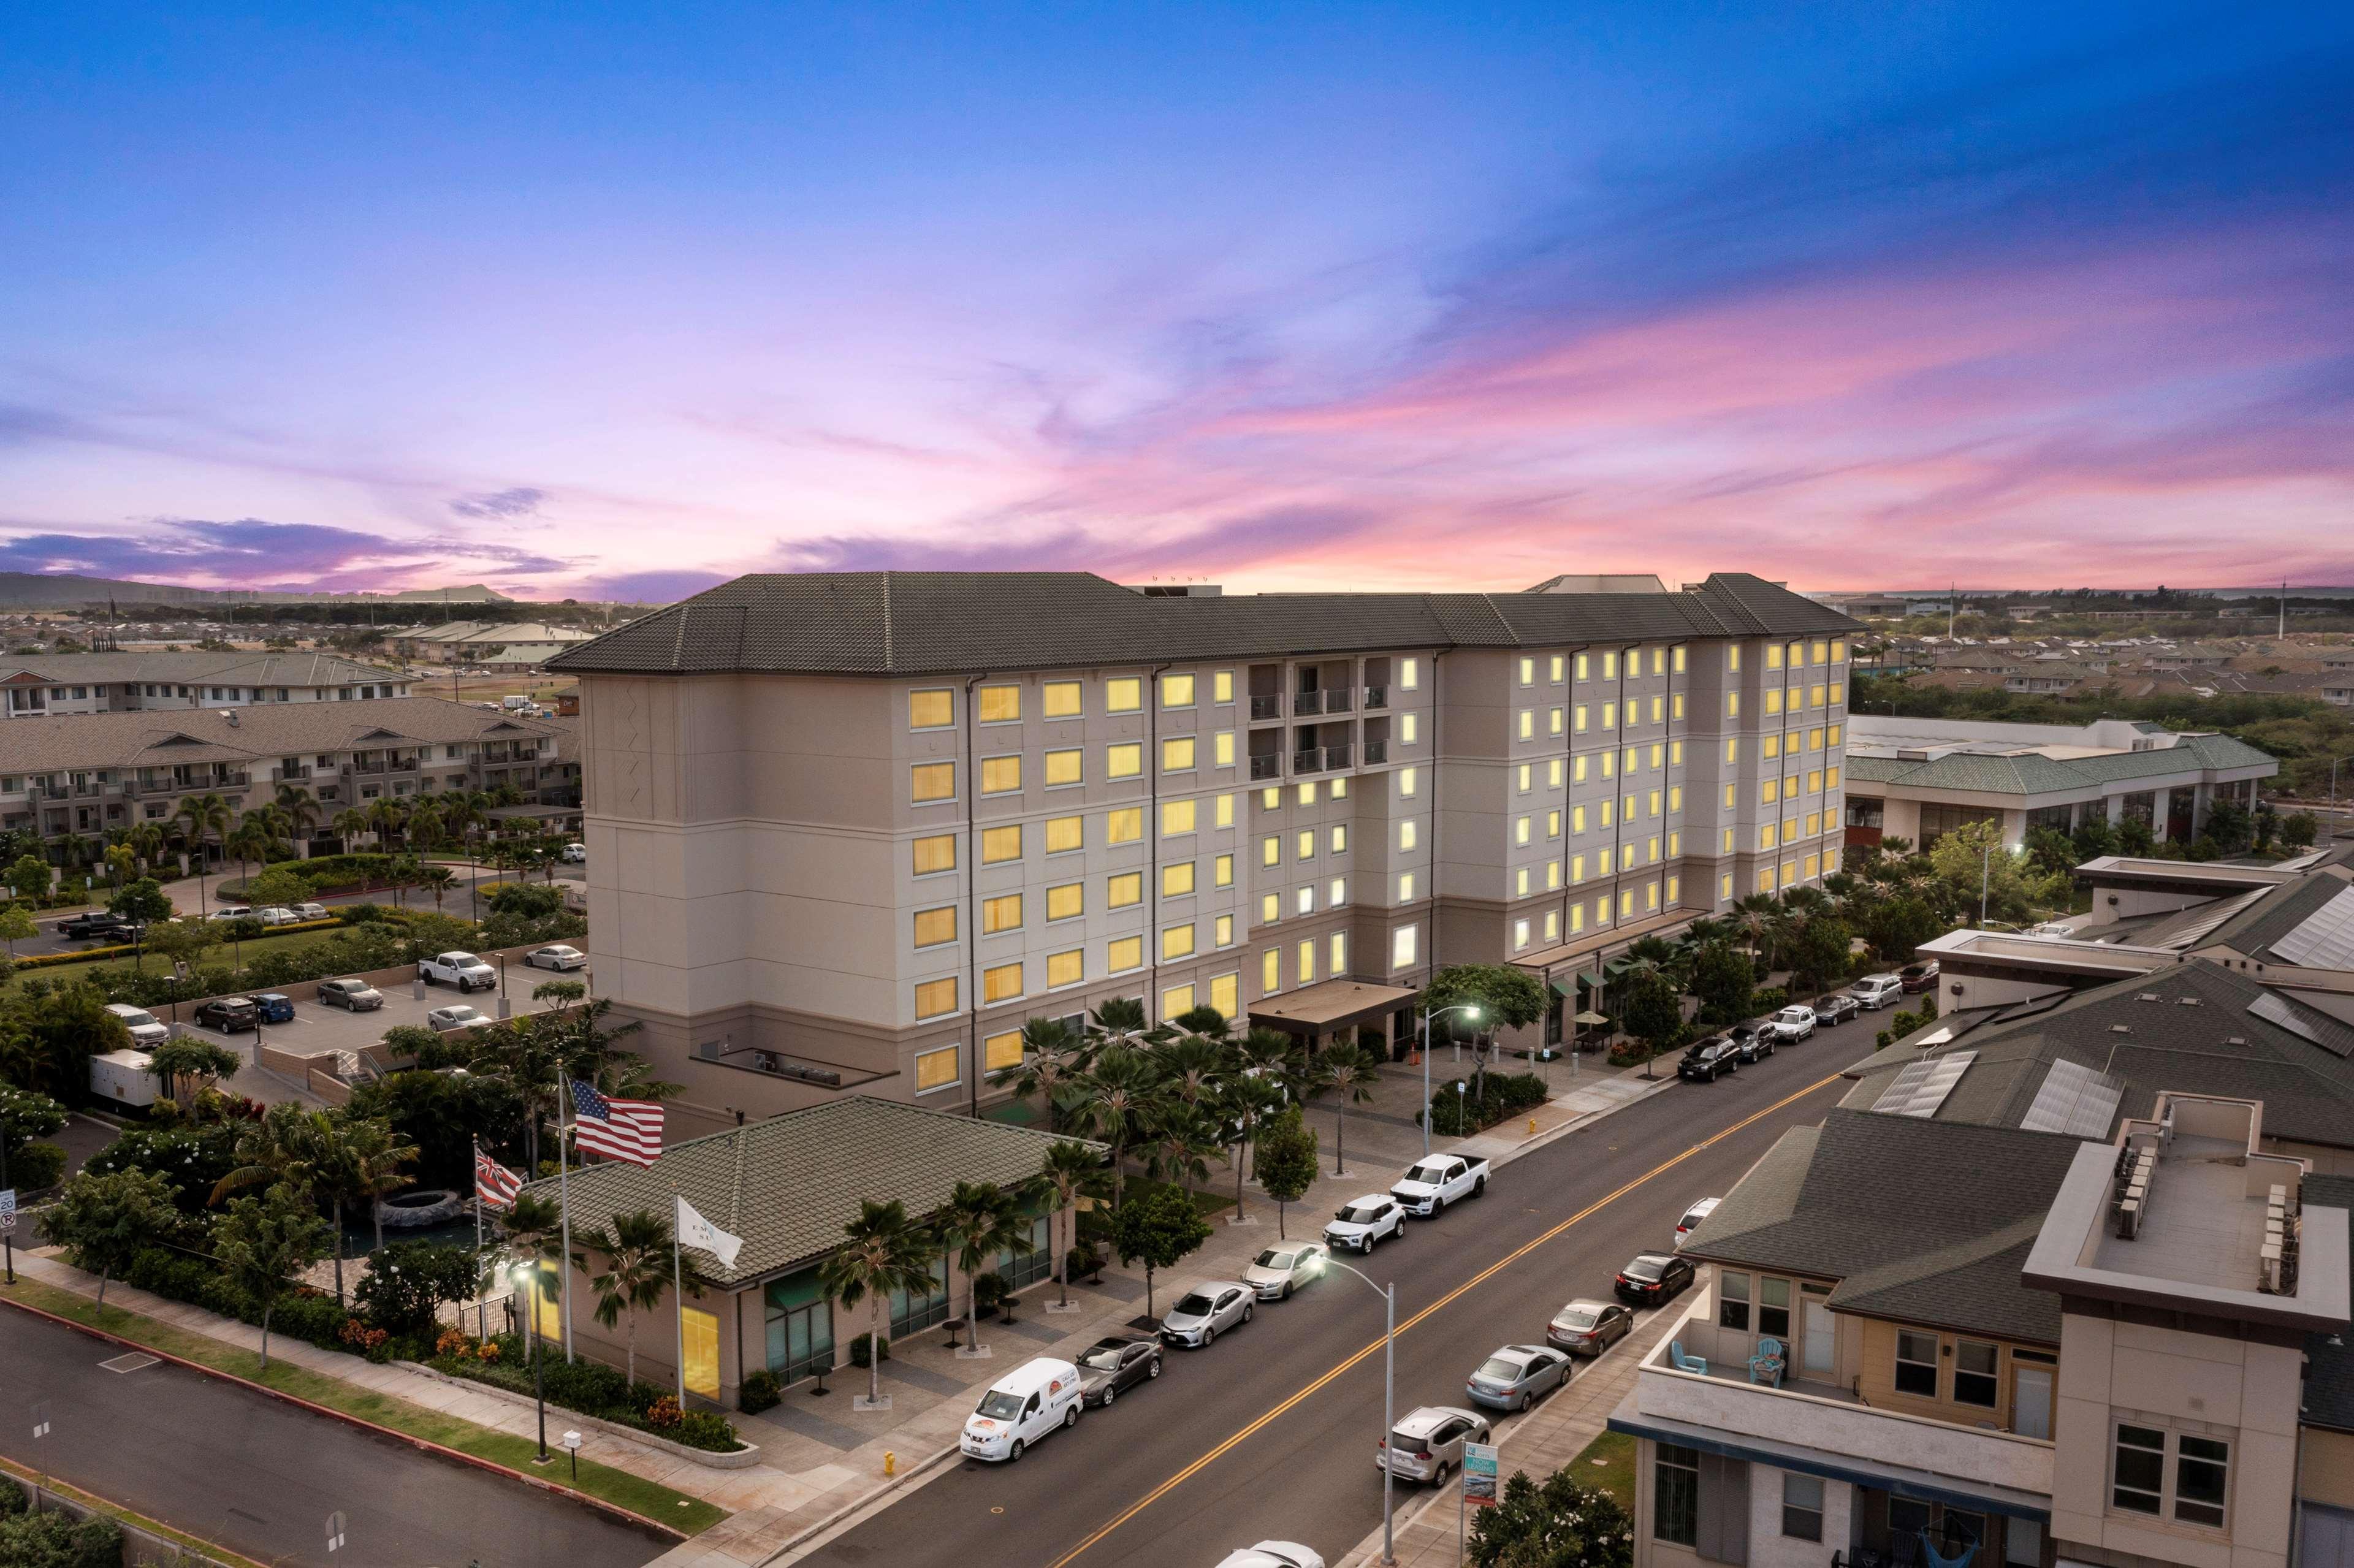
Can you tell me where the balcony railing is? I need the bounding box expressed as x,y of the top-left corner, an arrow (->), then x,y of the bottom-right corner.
1323,688 -> 1352,714
1292,744 -> 1352,774
1249,755 -> 1282,781
1292,691 -> 1324,716
1250,695 -> 1281,721
1363,740 -> 1387,764
1364,685 -> 1388,709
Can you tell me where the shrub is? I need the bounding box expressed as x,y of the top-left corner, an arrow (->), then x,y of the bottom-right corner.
1419,1071 -> 1552,1136
1066,1245 -> 1100,1282
970,1270 -> 1009,1317
6,1140 -> 64,1192
848,1331 -> 889,1367
738,1368 -> 781,1414
354,1239 -> 479,1338
677,1410 -> 736,1449
0,1506 -> 123,1568
1750,986 -> 1789,1016
429,1333 -> 744,1450
0,1476 -> 21,1515
644,1395 -> 683,1429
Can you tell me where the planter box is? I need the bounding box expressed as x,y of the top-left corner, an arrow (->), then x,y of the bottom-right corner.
398,1360 -> 763,1469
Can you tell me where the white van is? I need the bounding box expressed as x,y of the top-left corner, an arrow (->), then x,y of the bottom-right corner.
1850,975 -> 1905,1010
959,1357 -> 1083,1463
104,1003 -> 170,1049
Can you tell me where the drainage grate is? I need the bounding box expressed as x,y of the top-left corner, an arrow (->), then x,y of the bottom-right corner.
99,1352 -> 160,1374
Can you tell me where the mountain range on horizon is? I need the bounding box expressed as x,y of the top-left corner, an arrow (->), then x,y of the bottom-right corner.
0,571 -> 516,610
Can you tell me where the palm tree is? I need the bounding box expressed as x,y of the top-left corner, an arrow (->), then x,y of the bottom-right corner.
1140,1103 -> 1221,1195
274,783 -> 321,851
1312,1045 -> 1382,1178
125,820 -> 165,875
341,1115 -> 421,1257
174,791 -> 234,875
1154,1037 -> 1228,1113
1086,996 -> 1149,1048
818,1200 -> 940,1408
937,1180 -> 1032,1352
1067,1046 -> 1164,1210
330,807 -> 370,853
1213,1072 -> 1288,1217
577,1208 -> 698,1384
987,1017 -> 1092,1135
1034,1141 -> 1110,1308
366,796 -> 409,853
224,820 -> 273,899
405,799 -> 446,853
495,1192 -> 572,1345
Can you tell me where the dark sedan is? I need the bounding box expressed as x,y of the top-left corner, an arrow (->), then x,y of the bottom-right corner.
1547,1298 -> 1635,1356
192,996 -> 261,1032
1678,1038 -> 1740,1082
1813,994 -> 1861,1027
1901,961 -> 1941,994
1074,1336 -> 1162,1407
1614,1252 -> 1696,1306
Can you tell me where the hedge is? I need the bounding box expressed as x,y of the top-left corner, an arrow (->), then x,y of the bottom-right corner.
430,1333 -> 744,1452
0,1483 -> 123,1568
1418,1071 -> 1551,1137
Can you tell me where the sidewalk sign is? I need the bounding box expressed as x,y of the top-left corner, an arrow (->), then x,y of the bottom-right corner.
1464,1441 -> 1499,1506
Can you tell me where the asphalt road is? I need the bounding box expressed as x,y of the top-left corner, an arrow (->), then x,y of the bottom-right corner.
0,1307 -> 670,1568
802,1037 -> 1854,1568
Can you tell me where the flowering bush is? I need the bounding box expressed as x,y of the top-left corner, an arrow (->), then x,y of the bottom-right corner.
643,1395 -> 683,1429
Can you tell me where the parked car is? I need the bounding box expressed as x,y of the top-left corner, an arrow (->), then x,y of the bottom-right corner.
1851,974 -> 1904,1009
1813,994 -> 1861,1027
293,902 -> 330,921
102,1003 -> 170,1049
1900,961 -> 1941,994
1375,1407 -> 1491,1486
1614,1252 -> 1697,1306
1546,1298 -> 1635,1356
1243,1243 -> 1328,1301
560,843 -> 587,864
1324,1195 -> 1406,1253
1767,1005 -> 1817,1043
1073,1336 -> 1161,1406
1465,1344 -> 1572,1412
252,992 -> 296,1024
1214,1547 -> 1324,1568
1729,1022 -> 1774,1062
256,906 -> 303,926
427,1003 -> 488,1031
316,977 -> 385,1011
1678,1038 -> 1741,1082
419,951 -> 497,991
525,944 -> 587,971
192,996 -> 261,1032
208,904 -> 254,923
1675,1198 -> 1721,1243
1389,1154 -> 1489,1217
959,1357 -> 1083,1463
58,912 -> 134,941
1160,1282 -> 1254,1349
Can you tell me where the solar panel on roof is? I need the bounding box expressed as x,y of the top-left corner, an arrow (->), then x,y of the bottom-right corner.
2019,1059 -> 2127,1138
2266,886 -> 2354,970
2147,886 -> 2270,950
1872,1049 -> 1979,1118
2247,991 -> 2354,1059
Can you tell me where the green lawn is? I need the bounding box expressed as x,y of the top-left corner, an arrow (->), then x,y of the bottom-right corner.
0,1277 -> 726,1536
6,923 -> 358,997
1569,1428 -> 1637,1511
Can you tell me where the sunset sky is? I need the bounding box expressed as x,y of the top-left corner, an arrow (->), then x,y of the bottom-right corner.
2,3 -> 2348,601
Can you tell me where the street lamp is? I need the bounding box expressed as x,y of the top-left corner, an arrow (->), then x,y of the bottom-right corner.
1418,1004 -> 1482,1155
1324,1254 -> 1400,1566
2331,753 -> 2354,820
509,1262 -> 550,1461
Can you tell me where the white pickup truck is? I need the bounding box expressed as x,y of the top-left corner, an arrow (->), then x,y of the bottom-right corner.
1389,1154 -> 1490,1217
419,951 -> 497,992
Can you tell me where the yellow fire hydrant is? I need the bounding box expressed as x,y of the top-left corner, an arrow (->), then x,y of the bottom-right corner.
1529,1116 -> 1539,1135
885,1450 -> 896,1478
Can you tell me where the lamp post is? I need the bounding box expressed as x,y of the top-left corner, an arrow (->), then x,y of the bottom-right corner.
1418,1003 -> 1482,1155
2331,753 -> 2354,821
1324,1254 -> 1400,1566
510,1262 -> 550,1461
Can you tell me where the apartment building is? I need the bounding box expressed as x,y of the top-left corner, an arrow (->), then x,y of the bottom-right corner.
547,569 -> 1857,1138
389,620 -> 596,666
0,697 -> 566,848
0,650 -> 413,719
1842,717 -> 2274,852
1612,970 -> 2354,1568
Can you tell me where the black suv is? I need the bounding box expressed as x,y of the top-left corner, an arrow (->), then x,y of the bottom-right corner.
193,996 -> 261,1032
1678,1038 -> 1740,1082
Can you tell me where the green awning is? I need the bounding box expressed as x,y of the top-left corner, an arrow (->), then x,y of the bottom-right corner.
1603,957 -> 1634,976
1576,970 -> 1604,989
1549,978 -> 1574,1000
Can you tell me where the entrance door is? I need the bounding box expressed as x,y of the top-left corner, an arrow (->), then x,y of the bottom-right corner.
681,1306 -> 720,1399
1802,1286 -> 1835,1375
2013,1365 -> 2053,1441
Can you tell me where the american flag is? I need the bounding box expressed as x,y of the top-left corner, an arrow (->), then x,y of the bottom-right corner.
569,1079 -> 664,1166
474,1149 -> 524,1211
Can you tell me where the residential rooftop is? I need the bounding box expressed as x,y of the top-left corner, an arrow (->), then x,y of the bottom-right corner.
0,649 -> 403,687
0,695 -> 562,773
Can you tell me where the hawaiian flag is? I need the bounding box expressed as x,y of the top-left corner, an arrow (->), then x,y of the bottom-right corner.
569,1079 -> 664,1166
474,1149 -> 524,1211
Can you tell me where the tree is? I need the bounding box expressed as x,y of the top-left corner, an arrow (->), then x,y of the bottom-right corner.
1467,1463 -> 1637,1568
1254,1109 -> 1318,1241
224,819 -> 273,896
173,791 -> 234,873
332,807 -> 371,851
1617,967 -> 1686,1071
2282,812 -> 2320,851
0,903 -> 34,958
0,1082 -> 67,1198
1311,1044 -> 1381,1177
1688,942 -> 1754,1027
1035,1140 -> 1110,1309
1928,820 -> 2041,924
39,1168 -> 178,1309
1781,914 -> 1855,994
1420,964 -> 1548,1075
337,1114 -> 422,1256
1067,1046 -> 1164,1210
353,1238 -> 480,1339
213,1182 -> 331,1371
143,1037 -> 242,1102
987,1016 -> 1092,1135
1108,1181 -> 1211,1320
245,866 -> 311,910
0,980 -> 132,1097
107,877 -> 174,969
937,1180 -> 1032,1352
275,783 -> 322,848
7,854 -> 51,902
577,1209 -> 699,1383
1864,894 -> 1947,964
817,1200 -> 940,1408
1140,1103 -> 1222,1195
1212,1071 -> 1287,1219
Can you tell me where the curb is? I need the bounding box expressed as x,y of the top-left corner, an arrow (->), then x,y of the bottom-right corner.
0,1452 -> 261,1568
0,1292 -> 690,1543
742,1439 -> 964,1567
1482,1074 -> 1680,1174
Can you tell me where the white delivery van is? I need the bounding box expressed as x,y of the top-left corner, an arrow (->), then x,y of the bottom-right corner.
959,1357 -> 1083,1463
502,695 -> 531,712
90,1049 -> 160,1109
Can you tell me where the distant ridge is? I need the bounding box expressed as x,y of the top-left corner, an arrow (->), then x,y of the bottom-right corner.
0,572 -> 514,609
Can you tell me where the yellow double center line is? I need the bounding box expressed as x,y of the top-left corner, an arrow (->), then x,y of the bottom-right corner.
1046,1070 -> 1846,1568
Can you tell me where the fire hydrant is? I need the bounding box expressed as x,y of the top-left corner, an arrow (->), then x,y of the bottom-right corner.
884,1450 -> 896,1478
1529,1116 -> 1539,1135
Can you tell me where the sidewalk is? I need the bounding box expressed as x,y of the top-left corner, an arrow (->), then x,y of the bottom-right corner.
1334,1267 -> 1705,1567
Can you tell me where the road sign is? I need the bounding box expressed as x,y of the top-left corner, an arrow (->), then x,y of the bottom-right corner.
1,1189 -> 16,1232
1463,1441 -> 1499,1507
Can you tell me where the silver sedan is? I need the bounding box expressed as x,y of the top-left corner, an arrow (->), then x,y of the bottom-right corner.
1243,1243 -> 1329,1301
1465,1344 -> 1572,1412
1159,1282 -> 1254,1349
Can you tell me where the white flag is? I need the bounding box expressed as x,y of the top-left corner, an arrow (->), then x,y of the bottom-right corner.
674,1195 -> 743,1269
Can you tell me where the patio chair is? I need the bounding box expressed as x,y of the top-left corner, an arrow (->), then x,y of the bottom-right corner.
1746,1336 -> 1786,1387
1669,1341 -> 1708,1374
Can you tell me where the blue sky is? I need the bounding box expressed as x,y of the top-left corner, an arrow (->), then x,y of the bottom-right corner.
2,2 -> 2348,598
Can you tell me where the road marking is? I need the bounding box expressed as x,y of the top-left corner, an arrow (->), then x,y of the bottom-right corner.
1042,1070 -> 1845,1568
99,1352 -> 160,1374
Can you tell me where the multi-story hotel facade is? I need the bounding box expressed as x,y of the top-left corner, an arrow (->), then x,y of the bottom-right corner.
549,571 -> 1859,1138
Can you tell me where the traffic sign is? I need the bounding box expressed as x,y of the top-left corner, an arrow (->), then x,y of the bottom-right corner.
1,1189 -> 16,1232
1463,1441 -> 1499,1507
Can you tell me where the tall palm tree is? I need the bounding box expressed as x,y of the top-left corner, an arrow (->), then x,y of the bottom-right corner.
1154,1037 -> 1228,1113
330,807 -> 371,853
495,1192 -> 572,1345
1312,1045 -> 1382,1178
937,1181 -> 1032,1352
340,1115 -> 421,1256
1034,1141 -> 1110,1308
274,783 -> 322,851
405,799 -> 446,853
1140,1103 -> 1222,1195
125,821 -> 164,875
174,791 -> 234,875
818,1200 -> 940,1408
577,1208 -> 700,1385
365,796 -> 409,853
1086,997 -> 1149,1048
224,820 -> 273,899
1213,1072 -> 1288,1217
1067,1046 -> 1164,1210
987,1016 -> 1093,1135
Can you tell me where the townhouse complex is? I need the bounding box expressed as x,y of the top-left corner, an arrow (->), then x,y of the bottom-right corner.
0,649 -> 413,717
549,569 -> 1857,1137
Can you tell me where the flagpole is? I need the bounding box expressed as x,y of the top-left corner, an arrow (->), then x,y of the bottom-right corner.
558,1075 -> 575,1363
473,1137 -> 487,1342
674,1233 -> 688,1410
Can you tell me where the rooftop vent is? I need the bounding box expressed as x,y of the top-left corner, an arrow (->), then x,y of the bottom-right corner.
2179,997 -> 2202,1007
2110,1024 -> 2132,1034
2138,992 -> 2161,1003
2225,1035 -> 2249,1047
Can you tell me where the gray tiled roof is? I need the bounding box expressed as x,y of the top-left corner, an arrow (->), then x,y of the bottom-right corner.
0,650 -> 402,686
518,1095 -> 1099,1287
2199,872 -> 2354,958
1678,1109 -> 2083,1344
0,696 -> 559,774
1845,739 -> 2275,799
547,571 -> 1855,677
2303,1173 -> 2354,1433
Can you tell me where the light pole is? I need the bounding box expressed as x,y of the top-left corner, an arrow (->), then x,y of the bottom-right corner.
1418,1004 -> 1482,1155
2331,754 -> 2354,821
509,1262 -> 550,1461
1325,1254 -> 1400,1566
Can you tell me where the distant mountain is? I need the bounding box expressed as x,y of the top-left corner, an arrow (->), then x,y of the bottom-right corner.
0,572 -> 514,609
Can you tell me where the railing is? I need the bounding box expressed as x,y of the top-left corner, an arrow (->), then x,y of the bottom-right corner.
1364,685 -> 1388,709
1325,743 -> 1351,769
1324,688 -> 1352,714
1250,695 -> 1281,721
1363,740 -> 1388,764
1250,755 -> 1282,780
1293,749 -> 1322,774
1293,691 -> 1324,716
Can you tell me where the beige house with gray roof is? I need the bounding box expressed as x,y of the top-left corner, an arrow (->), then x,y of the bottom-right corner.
0,649 -> 410,718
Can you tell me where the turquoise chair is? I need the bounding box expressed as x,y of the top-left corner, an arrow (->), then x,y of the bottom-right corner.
1747,1336 -> 1786,1387
1669,1341 -> 1708,1374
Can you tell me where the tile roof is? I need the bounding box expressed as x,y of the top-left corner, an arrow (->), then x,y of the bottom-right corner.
518,1095 -> 1099,1287
1843,737 -> 2277,797
547,571 -> 1855,677
0,696 -> 560,774
1677,1109 -> 2083,1344
0,650 -> 402,687
2197,871 -> 2354,958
